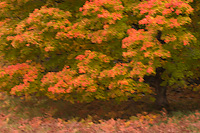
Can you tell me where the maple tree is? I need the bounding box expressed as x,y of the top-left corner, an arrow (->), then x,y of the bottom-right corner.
0,0 -> 199,108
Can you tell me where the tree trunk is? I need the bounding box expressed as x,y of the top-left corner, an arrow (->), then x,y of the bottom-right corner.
144,67 -> 169,110
153,67 -> 169,110
154,85 -> 169,110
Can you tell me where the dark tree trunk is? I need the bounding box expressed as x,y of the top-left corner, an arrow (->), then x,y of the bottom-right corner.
144,67 -> 169,110
154,85 -> 169,110
153,68 -> 169,110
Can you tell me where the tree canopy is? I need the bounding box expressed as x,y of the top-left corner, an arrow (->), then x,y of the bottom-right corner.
0,0 -> 199,107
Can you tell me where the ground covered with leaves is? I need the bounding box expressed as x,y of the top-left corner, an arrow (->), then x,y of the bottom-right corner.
0,87 -> 200,132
